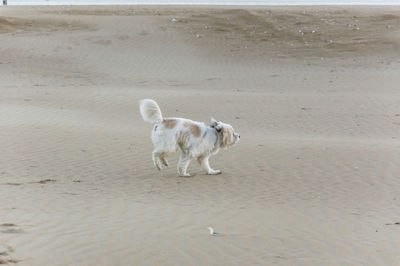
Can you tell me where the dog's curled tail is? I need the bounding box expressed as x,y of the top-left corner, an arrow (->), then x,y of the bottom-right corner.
140,99 -> 163,123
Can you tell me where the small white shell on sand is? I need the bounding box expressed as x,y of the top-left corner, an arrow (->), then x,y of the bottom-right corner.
207,227 -> 217,236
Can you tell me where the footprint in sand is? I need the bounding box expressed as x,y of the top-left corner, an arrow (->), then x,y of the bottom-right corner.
0,223 -> 24,234
30,179 -> 57,184
0,244 -> 19,264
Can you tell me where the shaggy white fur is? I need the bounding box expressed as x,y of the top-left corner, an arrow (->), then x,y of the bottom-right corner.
140,99 -> 240,176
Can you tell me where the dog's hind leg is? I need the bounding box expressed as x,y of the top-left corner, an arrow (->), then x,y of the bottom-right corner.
178,153 -> 192,177
160,153 -> 169,167
152,149 -> 164,171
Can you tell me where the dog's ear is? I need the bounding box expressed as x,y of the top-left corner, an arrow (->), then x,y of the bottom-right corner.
220,127 -> 235,147
210,117 -> 218,128
210,118 -> 223,132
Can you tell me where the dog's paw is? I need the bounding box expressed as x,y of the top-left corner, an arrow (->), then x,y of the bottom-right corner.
207,170 -> 221,175
161,158 -> 169,167
154,161 -> 162,171
179,173 -> 191,177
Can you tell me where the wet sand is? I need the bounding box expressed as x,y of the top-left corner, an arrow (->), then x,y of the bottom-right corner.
1,5 -> 400,265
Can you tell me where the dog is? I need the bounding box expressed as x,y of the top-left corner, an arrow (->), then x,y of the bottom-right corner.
139,99 -> 240,176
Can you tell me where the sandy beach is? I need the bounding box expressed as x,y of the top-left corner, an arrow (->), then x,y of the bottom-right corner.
1,5 -> 400,265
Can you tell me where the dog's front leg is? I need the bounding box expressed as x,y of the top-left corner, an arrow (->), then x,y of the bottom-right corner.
178,153 -> 192,177
152,150 -> 163,171
198,156 -> 221,175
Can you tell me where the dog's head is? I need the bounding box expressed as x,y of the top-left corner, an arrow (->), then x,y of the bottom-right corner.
210,118 -> 240,148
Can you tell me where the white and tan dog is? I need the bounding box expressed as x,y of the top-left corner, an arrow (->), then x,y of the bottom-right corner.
140,99 -> 240,176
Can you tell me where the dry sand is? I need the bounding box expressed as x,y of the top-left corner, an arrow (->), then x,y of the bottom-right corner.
1,5 -> 400,265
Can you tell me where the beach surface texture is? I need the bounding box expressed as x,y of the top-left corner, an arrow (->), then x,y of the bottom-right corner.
1,5 -> 400,265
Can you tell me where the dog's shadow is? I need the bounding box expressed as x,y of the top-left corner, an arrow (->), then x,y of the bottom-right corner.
173,171 -> 224,179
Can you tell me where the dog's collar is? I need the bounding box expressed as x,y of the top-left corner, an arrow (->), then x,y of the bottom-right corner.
213,127 -> 220,149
